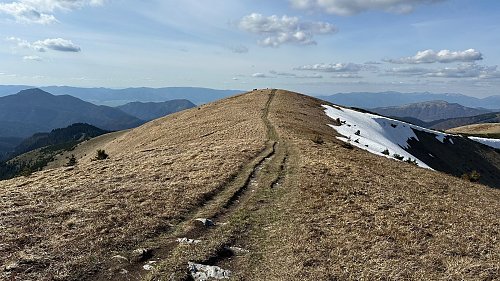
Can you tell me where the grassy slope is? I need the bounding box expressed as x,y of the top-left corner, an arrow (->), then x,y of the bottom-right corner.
1,90 -> 499,280
248,90 -> 499,280
0,91 -> 267,280
447,123 -> 500,139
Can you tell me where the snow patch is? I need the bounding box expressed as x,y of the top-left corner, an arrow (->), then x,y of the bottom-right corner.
435,134 -> 445,143
469,137 -> 500,149
323,105 -> 433,168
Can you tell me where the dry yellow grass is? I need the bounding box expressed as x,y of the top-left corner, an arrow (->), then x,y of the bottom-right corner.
1,89 -> 499,281
0,91 -> 268,280
447,123 -> 500,135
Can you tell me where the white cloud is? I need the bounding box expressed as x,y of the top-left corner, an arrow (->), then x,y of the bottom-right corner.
289,0 -> 445,16
294,63 -> 365,72
387,64 -> 500,79
384,49 -> 483,64
0,0 -> 105,24
33,38 -> 81,52
23,55 -> 42,61
238,13 -> 336,47
6,37 -> 81,52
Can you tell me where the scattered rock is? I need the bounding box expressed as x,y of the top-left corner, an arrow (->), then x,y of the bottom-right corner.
195,218 -> 215,227
227,246 -> 249,255
188,262 -> 231,280
111,255 -> 129,263
120,269 -> 128,275
143,261 -> 157,271
176,237 -> 201,244
130,248 -> 151,262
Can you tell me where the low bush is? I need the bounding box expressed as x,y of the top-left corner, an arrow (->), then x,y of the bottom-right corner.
312,135 -> 324,145
66,154 -> 77,166
392,154 -> 404,160
461,170 -> 481,182
95,149 -> 109,160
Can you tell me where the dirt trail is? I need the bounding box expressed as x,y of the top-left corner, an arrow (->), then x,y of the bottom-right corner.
90,89 -> 289,280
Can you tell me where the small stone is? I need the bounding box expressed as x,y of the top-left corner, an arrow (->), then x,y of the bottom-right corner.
227,246 -> 249,255
120,269 -> 128,274
188,262 -> 231,280
130,248 -> 151,262
111,255 -> 129,263
195,218 -> 215,227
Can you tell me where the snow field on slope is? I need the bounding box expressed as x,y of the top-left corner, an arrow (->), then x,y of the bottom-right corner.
469,137 -> 500,149
323,105 -> 432,169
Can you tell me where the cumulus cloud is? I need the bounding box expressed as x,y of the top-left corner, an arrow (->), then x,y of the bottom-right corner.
384,49 -> 483,64
238,13 -> 336,47
33,38 -> 81,52
387,64 -> 500,79
7,37 -> 81,52
294,63 -> 365,72
289,0 -> 444,16
0,0 -> 105,24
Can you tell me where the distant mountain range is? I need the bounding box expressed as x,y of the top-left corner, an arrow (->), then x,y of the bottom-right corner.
0,86 -> 242,106
0,88 -> 143,138
371,100 -> 491,122
317,91 -> 500,110
428,112 -> 500,131
117,100 -> 196,121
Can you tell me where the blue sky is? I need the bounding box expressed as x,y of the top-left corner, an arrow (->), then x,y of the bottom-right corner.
0,0 -> 499,97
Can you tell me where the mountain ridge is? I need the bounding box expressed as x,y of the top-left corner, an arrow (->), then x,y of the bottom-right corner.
317,91 -> 500,109
116,99 -> 196,121
371,100 -> 491,122
0,88 -> 143,138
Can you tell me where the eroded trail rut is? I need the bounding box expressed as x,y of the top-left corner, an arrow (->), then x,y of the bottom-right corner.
91,90 -> 289,281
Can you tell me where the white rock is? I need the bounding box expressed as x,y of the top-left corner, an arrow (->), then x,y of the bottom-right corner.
188,262 -> 231,280
195,218 -> 215,227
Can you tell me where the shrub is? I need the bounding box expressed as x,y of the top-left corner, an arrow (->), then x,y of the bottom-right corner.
95,149 -> 109,160
312,135 -> 324,144
66,154 -> 77,166
382,149 -> 390,155
392,154 -> 404,160
461,170 -> 481,182
404,157 -> 418,166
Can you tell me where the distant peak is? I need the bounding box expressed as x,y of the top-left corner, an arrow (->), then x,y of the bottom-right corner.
17,88 -> 52,96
